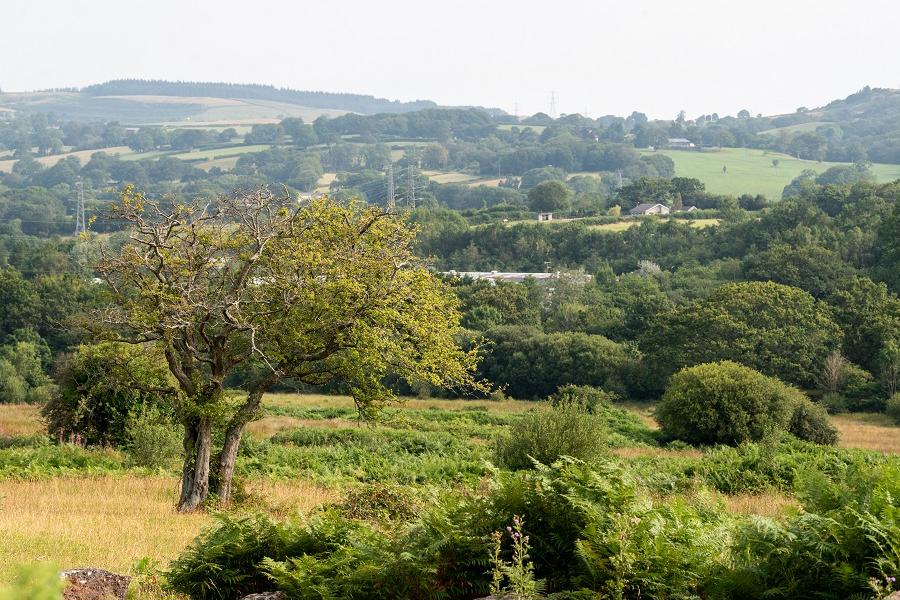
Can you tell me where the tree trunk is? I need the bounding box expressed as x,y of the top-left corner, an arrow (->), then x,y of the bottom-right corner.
215,424 -> 244,505
212,383 -> 272,505
177,416 -> 213,512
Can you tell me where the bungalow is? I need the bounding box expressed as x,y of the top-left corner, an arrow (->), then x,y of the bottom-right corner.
629,203 -> 671,216
666,137 -> 696,149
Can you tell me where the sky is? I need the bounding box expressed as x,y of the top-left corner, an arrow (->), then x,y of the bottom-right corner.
3,0 -> 899,120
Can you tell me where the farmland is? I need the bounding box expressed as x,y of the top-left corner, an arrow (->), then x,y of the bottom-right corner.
642,147 -> 900,199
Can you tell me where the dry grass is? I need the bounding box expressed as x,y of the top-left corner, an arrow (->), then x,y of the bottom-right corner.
0,404 -> 43,437
0,475 -> 334,581
0,476 -> 206,580
262,392 -> 537,414
720,492 -> 799,517
611,446 -> 703,460
833,413 -> 900,454
247,416 -> 359,438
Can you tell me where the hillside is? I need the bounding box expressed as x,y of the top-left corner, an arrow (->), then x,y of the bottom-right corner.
0,79 -> 445,125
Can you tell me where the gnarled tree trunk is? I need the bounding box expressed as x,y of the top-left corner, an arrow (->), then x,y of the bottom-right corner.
213,385 -> 270,505
177,416 -> 213,512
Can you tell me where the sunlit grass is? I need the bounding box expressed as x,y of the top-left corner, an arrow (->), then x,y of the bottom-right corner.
0,475 -> 333,582
832,412 -> 900,454
0,404 -> 43,437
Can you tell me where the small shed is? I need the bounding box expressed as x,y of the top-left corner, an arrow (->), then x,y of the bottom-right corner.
537,212 -> 554,222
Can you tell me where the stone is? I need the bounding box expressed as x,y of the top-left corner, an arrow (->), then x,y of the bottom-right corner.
239,593 -> 288,600
61,568 -> 131,600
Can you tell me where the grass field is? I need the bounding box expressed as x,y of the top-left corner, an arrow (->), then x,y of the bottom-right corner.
0,146 -> 135,173
2,393 -> 899,585
586,217 -> 720,232
642,148 -> 900,199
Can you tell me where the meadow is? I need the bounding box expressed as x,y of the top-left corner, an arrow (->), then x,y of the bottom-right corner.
641,147 -> 900,199
2,391 -> 899,588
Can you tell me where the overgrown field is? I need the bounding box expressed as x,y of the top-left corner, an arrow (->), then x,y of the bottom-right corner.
2,392 -> 900,595
641,147 -> 900,199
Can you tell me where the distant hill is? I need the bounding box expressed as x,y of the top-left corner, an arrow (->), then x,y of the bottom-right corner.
81,79 -> 440,114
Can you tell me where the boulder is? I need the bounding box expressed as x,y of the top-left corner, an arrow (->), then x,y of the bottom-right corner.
61,569 -> 131,600
239,593 -> 288,600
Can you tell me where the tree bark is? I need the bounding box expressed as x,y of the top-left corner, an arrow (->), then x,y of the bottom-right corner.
177,416 -> 213,512
212,384 -> 271,505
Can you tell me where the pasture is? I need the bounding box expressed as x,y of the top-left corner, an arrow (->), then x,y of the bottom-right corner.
642,147 -> 900,199
1,391 -> 899,586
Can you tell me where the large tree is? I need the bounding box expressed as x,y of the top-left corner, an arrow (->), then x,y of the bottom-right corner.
96,186 -> 483,511
643,281 -> 842,388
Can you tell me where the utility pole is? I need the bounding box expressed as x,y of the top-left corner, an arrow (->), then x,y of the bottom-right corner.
406,164 -> 415,209
386,163 -> 395,210
550,91 -> 557,119
74,180 -> 86,235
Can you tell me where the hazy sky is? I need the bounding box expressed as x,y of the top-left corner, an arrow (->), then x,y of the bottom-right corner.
3,0 -> 899,119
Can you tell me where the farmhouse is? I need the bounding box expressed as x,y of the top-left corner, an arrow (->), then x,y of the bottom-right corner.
666,137 -> 696,149
629,203 -> 671,216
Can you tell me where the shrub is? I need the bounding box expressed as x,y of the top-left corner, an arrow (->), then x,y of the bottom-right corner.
0,340 -> 55,405
887,393 -> 900,425
788,401 -> 838,445
656,361 -> 798,446
43,343 -> 174,447
494,402 -> 605,470
126,404 -> 182,469
820,391 -> 848,414
549,384 -> 617,413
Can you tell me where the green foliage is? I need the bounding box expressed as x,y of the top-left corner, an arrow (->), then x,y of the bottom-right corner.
43,342 -> 174,447
0,564 -> 64,600
0,444 -> 124,479
788,401 -> 839,445
656,361 -> 800,446
166,512 -> 298,599
125,403 -> 182,469
479,327 -> 638,399
645,282 -> 842,388
494,402 -> 605,470
887,393 -> 900,424
711,463 -> 900,599
0,339 -> 55,404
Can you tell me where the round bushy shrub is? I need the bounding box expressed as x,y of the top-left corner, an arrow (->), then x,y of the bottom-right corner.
656,361 -> 799,446
788,401 -> 838,445
494,402 -> 605,470
887,393 -> 900,425
44,342 -> 174,447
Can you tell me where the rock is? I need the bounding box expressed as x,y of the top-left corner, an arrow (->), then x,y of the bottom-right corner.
239,593 -> 288,600
61,568 -> 131,600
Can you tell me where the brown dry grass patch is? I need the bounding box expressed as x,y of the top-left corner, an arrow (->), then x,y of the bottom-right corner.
720,492 -> 799,517
612,446 -> 703,460
0,475 -> 334,582
0,404 -> 44,437
832,413 -> 900,454
262,392 -> 536,414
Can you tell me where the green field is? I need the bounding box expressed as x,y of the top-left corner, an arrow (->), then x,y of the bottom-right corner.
642,148 -> 900,199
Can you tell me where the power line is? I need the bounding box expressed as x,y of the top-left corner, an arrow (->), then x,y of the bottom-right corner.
74,181 -> 86,235
386,163 -> 395,210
